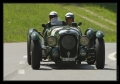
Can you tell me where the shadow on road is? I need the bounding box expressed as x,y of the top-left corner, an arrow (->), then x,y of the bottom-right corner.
36,63 -> 116,70
103,68 -> 116,70
39,64 -> 95,70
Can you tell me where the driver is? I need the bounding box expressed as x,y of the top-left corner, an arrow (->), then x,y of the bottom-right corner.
65,12 -> 82,35
65,12 -> 74,26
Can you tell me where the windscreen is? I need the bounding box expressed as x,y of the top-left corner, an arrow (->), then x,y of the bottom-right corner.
50,17 -> 63,26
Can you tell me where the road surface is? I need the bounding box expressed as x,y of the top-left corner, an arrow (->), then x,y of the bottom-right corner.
3,42 -> 117,81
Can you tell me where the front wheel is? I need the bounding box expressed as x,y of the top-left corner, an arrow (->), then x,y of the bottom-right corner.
95,38 -> 105,69
27,35 -> 31,65
31,40 -> 42,69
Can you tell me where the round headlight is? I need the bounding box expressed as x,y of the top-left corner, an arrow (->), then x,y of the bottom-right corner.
47,36 -> 57,46
80,36 -> 89,46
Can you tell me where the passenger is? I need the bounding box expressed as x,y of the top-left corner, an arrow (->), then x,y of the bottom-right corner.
46,11 -> 59,27
42,11 -> 67,35
42,11 -> 58,35
48,11 -> 66,26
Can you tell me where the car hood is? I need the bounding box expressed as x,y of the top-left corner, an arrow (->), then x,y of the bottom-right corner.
49,26 -> 81,38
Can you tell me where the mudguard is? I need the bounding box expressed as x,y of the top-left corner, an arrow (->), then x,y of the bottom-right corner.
31,31 -> 40,40
96,30 -> 104,38
28,28 -> 35,36
85,28 -> 95,38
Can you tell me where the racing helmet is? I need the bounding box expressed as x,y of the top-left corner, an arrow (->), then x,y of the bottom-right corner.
49,11 -> 58,21
65,12 -> 74,22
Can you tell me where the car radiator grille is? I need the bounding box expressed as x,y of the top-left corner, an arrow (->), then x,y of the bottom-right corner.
60,34 -> 77,58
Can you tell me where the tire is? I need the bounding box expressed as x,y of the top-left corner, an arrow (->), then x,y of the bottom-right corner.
31,40 -> 42,69
27,35 -> 31,65
95,38 -> 105,69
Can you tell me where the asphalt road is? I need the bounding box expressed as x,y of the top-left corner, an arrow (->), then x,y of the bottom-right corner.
3,42 -> 117,81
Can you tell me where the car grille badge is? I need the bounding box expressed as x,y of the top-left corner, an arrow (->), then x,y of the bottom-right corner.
67,51 -> 70,58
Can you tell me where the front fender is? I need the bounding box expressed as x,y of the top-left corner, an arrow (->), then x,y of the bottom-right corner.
31,31 -> 40,40
96,30 -> 104,38
28,28 -> 35,36
85,28 -> 95,38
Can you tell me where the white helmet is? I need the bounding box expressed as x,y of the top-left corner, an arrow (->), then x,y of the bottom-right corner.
65,12 -> 74,18
49,11 -> 58,20
65,12 -> 74,22
49,11 -> 58,16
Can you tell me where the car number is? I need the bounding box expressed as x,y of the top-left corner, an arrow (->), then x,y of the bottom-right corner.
62,58 -> 75,61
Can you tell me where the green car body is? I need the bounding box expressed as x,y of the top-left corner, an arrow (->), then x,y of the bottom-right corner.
27,22 -> 105,69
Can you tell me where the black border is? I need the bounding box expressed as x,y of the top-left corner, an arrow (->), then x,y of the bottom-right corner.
2,2 -> 118,82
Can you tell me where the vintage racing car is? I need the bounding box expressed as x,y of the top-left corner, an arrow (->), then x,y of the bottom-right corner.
27,18 -> 105,70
